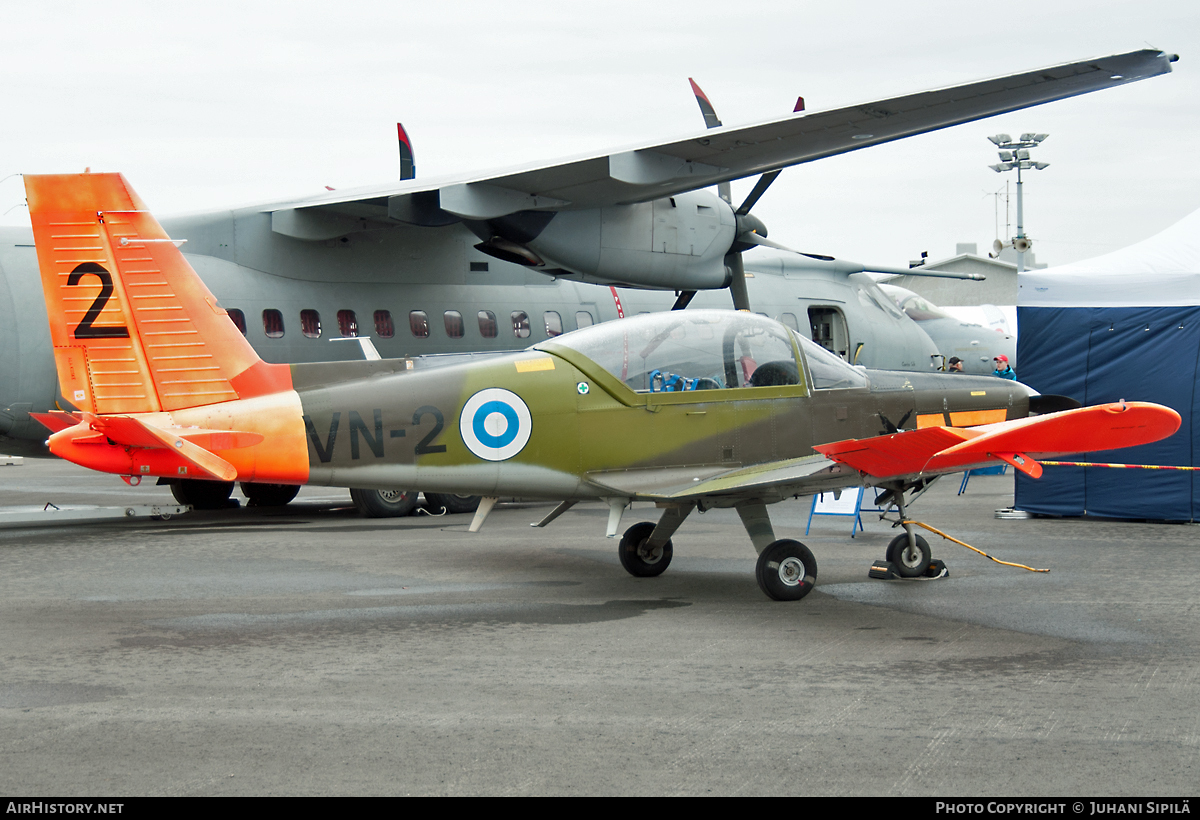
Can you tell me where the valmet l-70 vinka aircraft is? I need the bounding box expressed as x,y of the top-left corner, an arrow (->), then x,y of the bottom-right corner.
24,173 -> 1180,600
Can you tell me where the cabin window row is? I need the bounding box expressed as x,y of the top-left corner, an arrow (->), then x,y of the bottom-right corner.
225,308 -> 594,341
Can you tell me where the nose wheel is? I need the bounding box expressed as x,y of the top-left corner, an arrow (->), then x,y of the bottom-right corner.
886,533 -> 932,578
879,482 -> 934,578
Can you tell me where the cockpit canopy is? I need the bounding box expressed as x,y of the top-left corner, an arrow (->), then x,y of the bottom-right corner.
878,284 -> 961,323
542,309 -> 867,393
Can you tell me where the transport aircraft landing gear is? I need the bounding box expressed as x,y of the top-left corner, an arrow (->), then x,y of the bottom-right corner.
350,488 -> 418,518
240,482 -> 300,507
170,479 -> 235,510
756,539 -> 818,601
424,492 -> 482,514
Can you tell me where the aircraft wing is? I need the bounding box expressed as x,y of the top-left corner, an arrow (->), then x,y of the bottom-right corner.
585,454 -> 846,502
585,402 -> 1180,503
268,49 -> 1174,226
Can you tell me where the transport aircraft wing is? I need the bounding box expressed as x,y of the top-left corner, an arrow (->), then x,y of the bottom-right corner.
269,50 -> 1176,224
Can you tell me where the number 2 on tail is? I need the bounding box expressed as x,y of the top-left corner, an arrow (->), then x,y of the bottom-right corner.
68,263 -> 129,339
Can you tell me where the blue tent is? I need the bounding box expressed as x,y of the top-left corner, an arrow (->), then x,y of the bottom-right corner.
1016,211 -> 1200,521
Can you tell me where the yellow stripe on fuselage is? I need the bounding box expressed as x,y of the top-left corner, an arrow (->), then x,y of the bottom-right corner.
917,409 -> 1007,429
515,358 -> 555,373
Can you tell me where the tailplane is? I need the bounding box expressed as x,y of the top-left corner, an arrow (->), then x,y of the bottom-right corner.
25,173 -> 290,415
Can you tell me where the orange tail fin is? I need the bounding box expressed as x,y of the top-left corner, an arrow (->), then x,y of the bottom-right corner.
24,173 -> 290,415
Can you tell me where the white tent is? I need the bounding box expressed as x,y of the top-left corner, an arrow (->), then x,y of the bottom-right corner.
1019,209 -> 1200,308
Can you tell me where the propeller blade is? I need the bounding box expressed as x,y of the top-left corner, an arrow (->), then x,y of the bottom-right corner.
397,123 -> 415,181
735,170 -> 781,216
725,252 -> 751,312
671,290 -> 697,311
739,231 -> 808,255
688,78 -> 723,129
739,233 -> 988,280
688,79 -> 731,204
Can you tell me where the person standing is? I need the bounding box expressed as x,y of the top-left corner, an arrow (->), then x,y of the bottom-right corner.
948,357 -> 964,373
992,355 -> 1016,380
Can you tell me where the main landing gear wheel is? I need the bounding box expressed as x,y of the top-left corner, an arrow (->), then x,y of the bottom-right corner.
618,521 -> 673,578
350,488 -> 419,518
424,492 -> 482,515
170,479 -> 236,510
886,533 -> 932,578
240,482 -> 300,507
756,539 -> 818,601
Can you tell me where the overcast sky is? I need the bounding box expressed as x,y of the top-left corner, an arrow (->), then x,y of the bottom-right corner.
1,0 -> 1196,269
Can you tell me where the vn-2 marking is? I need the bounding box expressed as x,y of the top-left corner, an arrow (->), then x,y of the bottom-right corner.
302,406 -> 446,463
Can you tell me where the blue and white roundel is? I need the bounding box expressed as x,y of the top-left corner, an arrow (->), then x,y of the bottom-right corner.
459,388 -> 532,461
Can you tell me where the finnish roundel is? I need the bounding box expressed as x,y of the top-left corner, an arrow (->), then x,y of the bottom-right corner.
459,388 -> 532,461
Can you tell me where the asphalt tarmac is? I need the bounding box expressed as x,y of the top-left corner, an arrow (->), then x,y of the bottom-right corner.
0,459 -> 1197,796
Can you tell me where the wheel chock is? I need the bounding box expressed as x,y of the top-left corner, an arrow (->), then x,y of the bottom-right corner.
869,559 -> 948,580
868,560 -> 897,580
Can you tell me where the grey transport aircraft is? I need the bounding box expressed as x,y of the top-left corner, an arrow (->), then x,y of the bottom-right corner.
0,50 -> 1176,511
877,283 -> 1018,376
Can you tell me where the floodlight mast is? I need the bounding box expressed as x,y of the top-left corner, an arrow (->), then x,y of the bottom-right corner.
988,133 -> 1049,273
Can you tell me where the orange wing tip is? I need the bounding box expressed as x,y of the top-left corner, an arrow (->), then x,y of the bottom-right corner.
937,401 -> 1181,461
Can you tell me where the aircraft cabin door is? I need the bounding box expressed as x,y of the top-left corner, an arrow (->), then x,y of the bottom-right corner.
808,306 -> 850,361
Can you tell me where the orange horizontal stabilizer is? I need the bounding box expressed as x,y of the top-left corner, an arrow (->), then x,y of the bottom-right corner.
29,411 -> 82,434
128,419 -> 238,482
82,415 -> 238,482
83,416 -> 264,454
178,430 -> 266,450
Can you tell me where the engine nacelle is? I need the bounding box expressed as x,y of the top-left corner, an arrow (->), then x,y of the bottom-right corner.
526,190 -> 737,290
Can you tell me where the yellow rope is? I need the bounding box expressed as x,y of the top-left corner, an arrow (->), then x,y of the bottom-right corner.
903,520 -> 1049,573
1041,461 -> 1199,471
